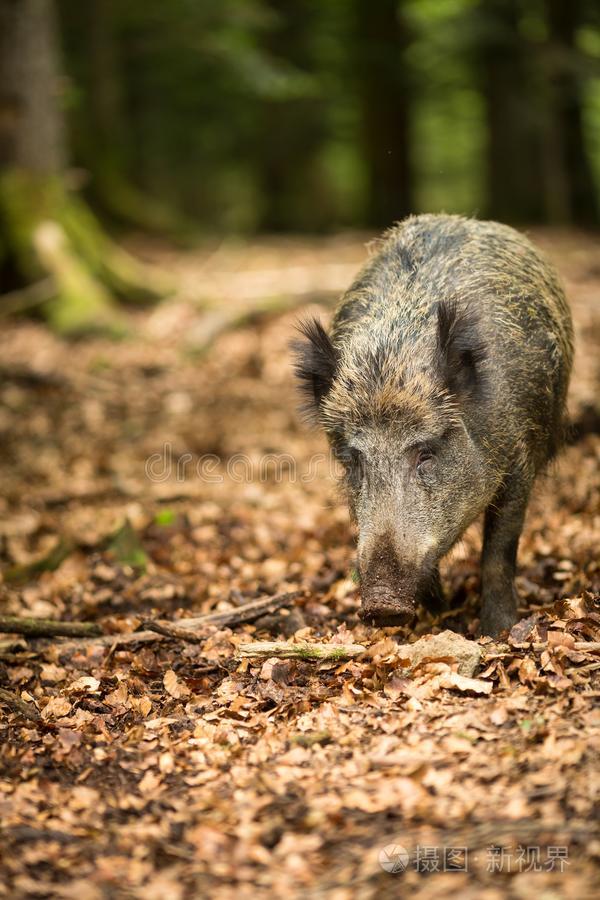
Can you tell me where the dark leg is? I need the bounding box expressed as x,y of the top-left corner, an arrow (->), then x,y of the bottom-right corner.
480,472 -> 532,637
423,565 -> 447,614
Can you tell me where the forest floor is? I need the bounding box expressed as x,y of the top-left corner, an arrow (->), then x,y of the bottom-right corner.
0,229 -> 599,899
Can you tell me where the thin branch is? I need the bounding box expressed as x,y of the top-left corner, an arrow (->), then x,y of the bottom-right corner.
530,641 -> 600,653
184,591 -> 302,628
47,591 -> 303,653
58,630 -> 167,651
0,617 -> 101,638
141,591 -> 304,643
237,641 -> 366,661
141,620 -> 206,644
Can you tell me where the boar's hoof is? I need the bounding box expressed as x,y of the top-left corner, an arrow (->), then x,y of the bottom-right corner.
359,602 -> 416,627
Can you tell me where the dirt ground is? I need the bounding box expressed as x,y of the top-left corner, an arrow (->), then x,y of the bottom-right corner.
0,229 -> 599,899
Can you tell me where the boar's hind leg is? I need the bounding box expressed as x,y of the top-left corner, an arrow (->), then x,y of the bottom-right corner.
480,473 -> 532,638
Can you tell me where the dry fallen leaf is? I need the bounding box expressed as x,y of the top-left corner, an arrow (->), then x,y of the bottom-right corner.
163,669 -> 191,700
438,671 -> 494,695
67,676 -> 101,694
139,770 -> 163,795
41,696 -> 72,719
105,682 -> 129,706
39,664 -> 68,683
130,695 -> 153,716
489,705 -> 509,726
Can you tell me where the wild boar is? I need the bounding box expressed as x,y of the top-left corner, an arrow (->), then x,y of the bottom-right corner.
293,214 -> 573,636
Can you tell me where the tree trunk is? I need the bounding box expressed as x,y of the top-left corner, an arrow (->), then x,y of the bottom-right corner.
543,0 -> 598,225
478,0 -> 546,223
57,0 -> 182,233
0,0 -> 169,333
255,0 -> 330,232
354,0 -> 413,228
0,0 -> 66,174
477,0 -> 598,226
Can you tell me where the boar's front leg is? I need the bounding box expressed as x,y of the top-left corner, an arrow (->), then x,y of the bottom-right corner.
423,565 -> 447,615
480,472 -> 532,637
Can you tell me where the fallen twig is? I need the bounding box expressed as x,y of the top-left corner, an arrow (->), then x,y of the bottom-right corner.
57,630 -> 169,651
141,620 -> 207,643
138,591 -> 303,643
237,641 -> 366,661
47,591 -> 303,652
0,617 -> 101,638
179,591 -> 302,628
530,641 -> 600,653
133,591 -> 303,645
0,687 -> 41,724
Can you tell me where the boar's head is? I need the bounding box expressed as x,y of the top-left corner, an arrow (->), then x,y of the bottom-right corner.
293,301 -> 492,626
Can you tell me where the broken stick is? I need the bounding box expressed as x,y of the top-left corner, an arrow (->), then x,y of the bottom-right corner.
47,590 -> 303,652
141,620 -> 206,643
190,590 -> 302,628
139,590 -> 304,644
237,641 -> 366,661
0,617 -> 101,638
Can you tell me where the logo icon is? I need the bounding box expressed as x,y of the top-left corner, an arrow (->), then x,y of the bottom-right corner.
378,844 -> 409,874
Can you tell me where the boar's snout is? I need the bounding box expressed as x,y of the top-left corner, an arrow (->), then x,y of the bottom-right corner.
357,538 -> 418,627
358,594 -> 416,626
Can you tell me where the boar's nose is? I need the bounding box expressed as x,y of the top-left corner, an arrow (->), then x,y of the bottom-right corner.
357,537 -> 418,626
358,594 -> 416,627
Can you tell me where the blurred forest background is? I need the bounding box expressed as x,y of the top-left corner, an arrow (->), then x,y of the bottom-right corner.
1,0 -> 600,330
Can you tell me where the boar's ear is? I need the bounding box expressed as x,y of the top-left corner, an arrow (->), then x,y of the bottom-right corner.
292,317 -> 338,417
436,301 -> 487,401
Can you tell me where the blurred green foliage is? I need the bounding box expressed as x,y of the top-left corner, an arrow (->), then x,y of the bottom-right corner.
56,0 -> 600,233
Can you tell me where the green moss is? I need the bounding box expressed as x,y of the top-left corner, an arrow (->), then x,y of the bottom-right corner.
59,193 -> 172,303
0,167 -> 169,334
34,220 -> 127,336
0,171 -> 59,276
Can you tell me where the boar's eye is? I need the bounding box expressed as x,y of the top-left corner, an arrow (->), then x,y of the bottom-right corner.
416,449 -> 436,478
340,445 -> 365,483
